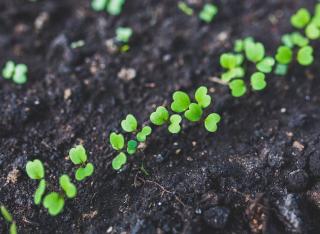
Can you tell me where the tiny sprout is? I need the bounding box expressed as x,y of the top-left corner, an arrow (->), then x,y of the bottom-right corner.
297,46 -> 314,66
291,32 -> 309,47
305,23 -> 320,39
91,0 -> 108,11
256,57 -> 275,73
75,163 -> 94,181
2,61 -> 15,79
34,179 -> 46,205
10,222 -> 17,234
199,3 -> 218,23
204,113 -> 221,133
112,152 -> 127,170
250,72 -> 266,91
43,192 -> 65,216
121,114 -> 138,132
107,0 -> 126,15
184,103 -> 203,122
69,145 -> 87,165
220,53 -> 237,69
275,46 -> 293,64
245,41 -> 265,63
150,106 -> 169,125
137,126 -> 152,142
2,61 -> 28,84
229,79 -> 246,97
195,86 -> 211,108
274,64 -> 288,76
127,140 -> 138,155
110,132 -> 125,150
291,8 -> 311,29
59,175 -> 77,198
168,114 -> 182,134
1,205 -> 13,222
171,91 -> 191,113
26,159 -> 45,180
178,1 -> 193,16
116,27 -> 133,43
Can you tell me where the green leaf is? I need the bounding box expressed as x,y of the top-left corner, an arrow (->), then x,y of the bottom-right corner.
34,179 -> 46,205
26,159 -> 45,180
10,222 -> 17,234
281,34 -> 294,48
150,106 -> 169,126
275,46 -> 293,64
221,68 -> 245,82
256,57 -> 275,73
2,61 -> 15,79
220,53 -> 237,69
297,46 -> 314,66
274,64 -> 288,76
116,27 -> 133,43
1,205 -> 13,222
13,64 -> 28,84
59,175 -> 77,198
168,114 -> 182,134
112,152 -> 127,170
127,140 -> 138,155
291,8 -> 311,29
204,113 -> 221,132
69,145 -> 87,165
250,72 -> 267,91
91,0 -> 108,11
199,3 -> 218,23
178,1 -> 193,16
290,32 -> 309,47
184,103 -> 203,122
229,79 -> 247,97
121,114 -> 138,132
109,132 -> 125,150
171,91 -> 191,113
84,163 -> 94,177
75,163 -> 94,181
107,0 -> 126,16
137,126 -> 152,142
195,86 -> 211,108
245,41 -> 265,63
305,23 -> 320,39
43,192 -> 65,216
234,39 -> 244,52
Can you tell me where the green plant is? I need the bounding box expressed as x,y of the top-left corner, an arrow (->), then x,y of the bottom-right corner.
275,46 -> 293,64
2,61 -> 28,84
229,79 -> 246,97
297,46 -> 314,66
178,1 -> 193,16
116,27 -> 133,43
245,40 -> 265,63
91,0 -> 126,15
291,8 -> 311,29
199,3 -> 218,23
69,145 -> 95,181
1,205 -> 17,234
250,72 -> 267,91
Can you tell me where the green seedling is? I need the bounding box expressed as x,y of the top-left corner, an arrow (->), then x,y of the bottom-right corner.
275,46 -> 293,64
256,57 -> 275,73
199,3 -> 218,23
34,179 -> 46,205
112,152 -> 127,170
281,34 -> 294,48
110,132 -> 125,150
291,32 -> 309,47
43,192 -> 65,216
274,64 -> 288,76
297,46 -> 314,66
150,106 -> 169,125
127,140 -> 138,155
121,114 -> 138,132
91,0 -> 108,11
171,91 -> 191,113
137,126 -> 152,142
59,175 -> 77,198
26,159 -> 45,180
305,23 -> 320,39
250,72 -> 267,91
291,8 -> 311,29
204,113 -> 221,133
221,67 -> 245,82
195,86 -> 211,108
2,61 -> 28,84
245,40 -> 265,63
69,145 -> 94,181
168,114 -> 182,134
184,103 -> 203,122
1,205 -> 17,234
116,27 -> 133,43
178,1 -> 193,16
91,0 -> 126,15
75,163 -> 94,181
229,79 -> 246,97
220,53 -> 237,69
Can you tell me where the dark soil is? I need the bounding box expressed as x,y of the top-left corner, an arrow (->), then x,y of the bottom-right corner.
1,0 -> 320,233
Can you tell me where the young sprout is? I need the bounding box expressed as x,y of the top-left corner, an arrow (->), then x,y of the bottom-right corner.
195,86 -> 211,108
245,40 -> 265,63
204,113 -> 221,133
184,103 -> 203,122
116,27 -> 133,43
256,57 -> 275,73
150,106 -> 169,126
69,145 -> 94,181
26,159 -> 45,180
112,152 -> 127,170
199,3 -> 218,23
220,53 -> 238,69
171,91 -> 191,113
229,79 -> 246,97
2,61 -> 28,84
291,32 -> 309,47
107,0 -> 126,15
43,192 -> 65,216
127,140 -> 138,155
136,126 -> 152,142
305,23 -> 320,39
1,205 -> 17,234
110,133 -> 125,150
59,175 -> 77,198
178,1 -> 193,16
34,179 -> 46,205
291,8 -> 311,29
275,46 -> 293,64
297,46 -> 314,66
168,115 -> 182,134
121,114 -> 138,132
91,0 -> 108,11
250,72 -> 267,91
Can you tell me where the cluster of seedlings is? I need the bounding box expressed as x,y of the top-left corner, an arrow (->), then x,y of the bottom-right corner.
1,205 -> 17,234
25,145 -> 94,216
178,2 -> 218,23
110,86 -> 221,170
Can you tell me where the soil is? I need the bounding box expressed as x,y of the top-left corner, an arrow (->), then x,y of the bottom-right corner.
1,0 -> 320,233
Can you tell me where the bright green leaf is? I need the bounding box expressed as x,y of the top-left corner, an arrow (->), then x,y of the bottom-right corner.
250,72 -> 267,91
150,106 -> 169,126
116,27 -> 133,43
199,3 -> 218,23
43,192 -> 65,216
26,159 -> 45,180
91,0 -> 108,11
107,0 -> 126,15
10,222 -> 17,234
297,46 -> 314,66
229,79 -> 247,97
34,179 -> 46,205
256,57 -> 275,73
168,114 -> 182,134
69,145 -> 87,165
127,140 -> 138,155
245,41 -> 265,63
171,91 -> 191,113
220,53 -> 237,69
136,126 -> 152,142
2,61 -> 15,79
291,8 -> 311,29
184,103 -> 203,122
121,114 -> 138,132
275,46 -> 293,64
305,23 -> 320,39
0,205 -> 13,222
109,132 -> 125,150
204,113 -> 221,132
195,86 -> 211,108
59,175 -> 77,198
112,152 -> 127,170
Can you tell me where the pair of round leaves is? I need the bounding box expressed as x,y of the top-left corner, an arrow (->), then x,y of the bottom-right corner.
276,46 -> 293,65
69,145 -> 94,181
59,175 -> 77,198
0,206 -> 17,234
291,8 -> 311,29
297,46 -> 314,66
245,41 -> 265,63
2,61 -> 28,84
229,79 -> 247,97
121,114 -> 138,132
116,27 -> 133,43
91,0 -> 125,16
43,192 -> 65,216
199,3 -> 218,23
251,72 -> 267,91
305,23 -> 320,40
112,152 -> 127,170
256,57 -> 275,73
204,113 -> 221,132
26,159 -> 45,180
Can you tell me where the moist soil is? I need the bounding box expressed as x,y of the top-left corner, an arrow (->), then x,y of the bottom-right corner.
1,0 -> 320,233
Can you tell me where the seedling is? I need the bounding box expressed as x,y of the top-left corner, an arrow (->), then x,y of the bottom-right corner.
291,8 -> 311,29
121,114 -> 138,132
110,133 -> 125,150
195,86 -> 211,108
297,46 -> 314,66
229,79 -> 247,97
2,61 -> 28,84
168,114 -> 182,134
171,91 -> 191,113
250,72 -> 267,91
112,152 -> 127,170
205,113 -> 221,133
43,192 -> 65,216
69,145 -> 95,181
199,3 -> 218,23
245,40 -> 265,63
184,103 -> 203,122
127,140 -> 138,155
290,32 -> 309,47
305,23 -> 320,39
136,126 -> 152,142
91,0 -> 126,15
178,1 -> 193,16
274,64 -> 288,76
150,106 -> 169,126
116,27 -> 133,43
1,205 -> 17,234
275,46 -> 293,64
256,57 -> 275,73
